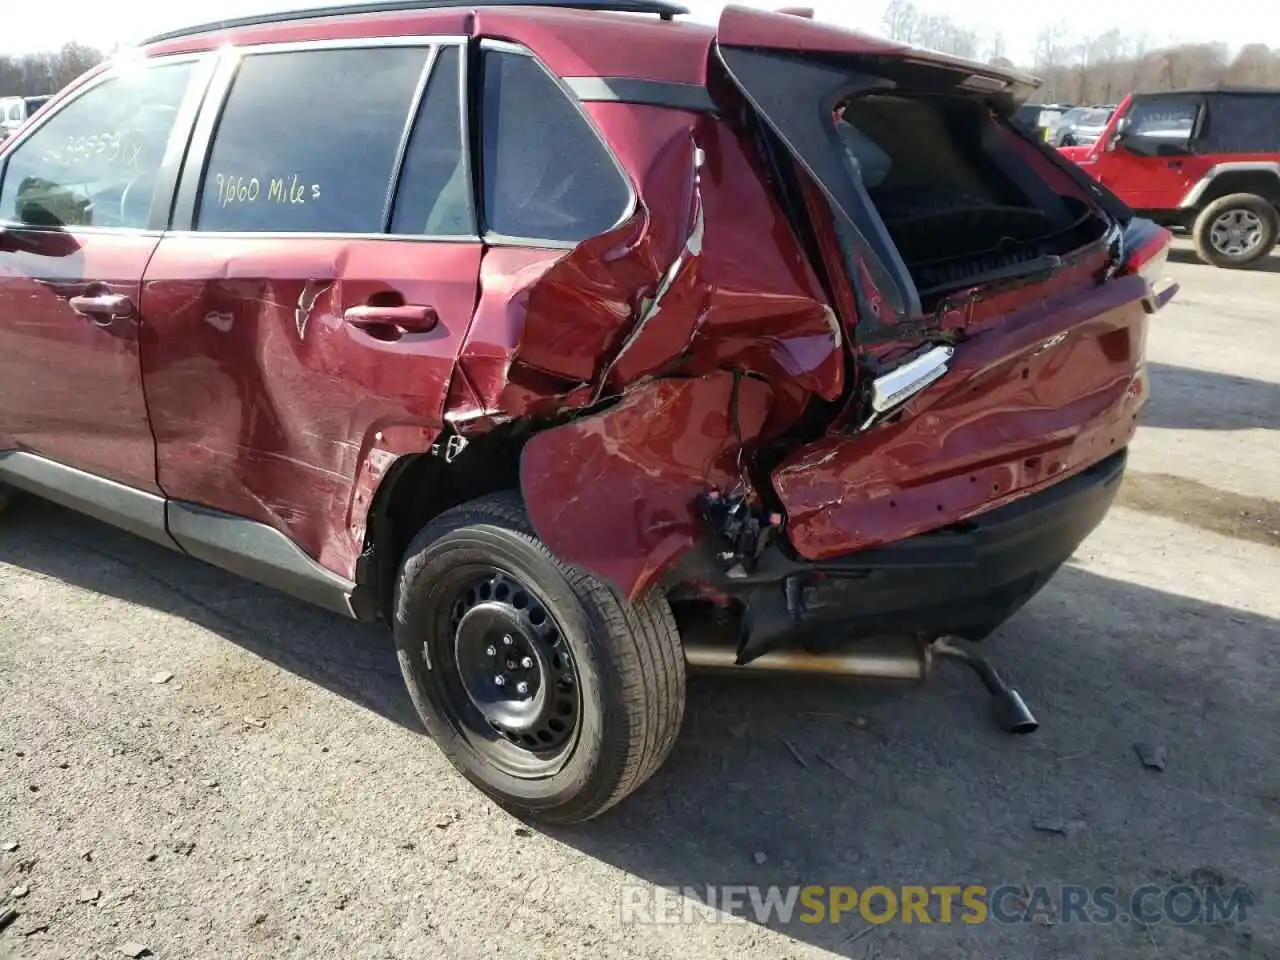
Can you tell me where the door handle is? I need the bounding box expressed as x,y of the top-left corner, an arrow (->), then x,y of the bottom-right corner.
343,303 -> 438,341
68,292 -> 135,326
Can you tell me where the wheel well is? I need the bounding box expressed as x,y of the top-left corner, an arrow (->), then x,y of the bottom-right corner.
353,426 -> 528,622
1197,172 -> 1280,208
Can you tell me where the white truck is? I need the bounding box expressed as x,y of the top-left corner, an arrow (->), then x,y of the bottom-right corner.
0,95 -> 53,142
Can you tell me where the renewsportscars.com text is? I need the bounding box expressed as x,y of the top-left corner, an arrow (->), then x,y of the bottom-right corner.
619,883 -> 1253,927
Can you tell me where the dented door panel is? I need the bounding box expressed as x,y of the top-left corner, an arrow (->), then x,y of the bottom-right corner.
140,236 -> 481,578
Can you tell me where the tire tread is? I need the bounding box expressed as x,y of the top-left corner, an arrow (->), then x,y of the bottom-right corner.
397,489 -> 685,822
1191,192 -> 1280,269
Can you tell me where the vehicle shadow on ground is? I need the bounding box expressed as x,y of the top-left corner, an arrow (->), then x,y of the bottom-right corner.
556,566 -> 1280,957
1166,245 -> 1280,274
0,497 -> 419,731
3,499 -> 1277,957
1141,361 -> 1280,431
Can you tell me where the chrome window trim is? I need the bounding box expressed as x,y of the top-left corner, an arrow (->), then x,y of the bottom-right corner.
213,34 -> 468,55
160,229 -> 486,243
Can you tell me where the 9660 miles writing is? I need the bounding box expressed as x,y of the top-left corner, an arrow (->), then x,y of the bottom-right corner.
212,173 -> 321,208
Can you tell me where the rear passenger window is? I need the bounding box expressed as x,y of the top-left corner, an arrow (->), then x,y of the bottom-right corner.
390,46 -> 472,237
480,48 -> 631,243
1199,95 -> 1280,154
197,47 -> 429,234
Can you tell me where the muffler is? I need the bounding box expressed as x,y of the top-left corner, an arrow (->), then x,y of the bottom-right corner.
683,635 -> 1038,735
682,636 -> 930,681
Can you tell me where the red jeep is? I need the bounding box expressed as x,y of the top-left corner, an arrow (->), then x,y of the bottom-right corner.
1061,88 -> 1280,268
0,0 -> 1176,822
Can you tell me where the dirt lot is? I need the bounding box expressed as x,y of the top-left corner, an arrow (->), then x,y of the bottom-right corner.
2,240 -> 1278,960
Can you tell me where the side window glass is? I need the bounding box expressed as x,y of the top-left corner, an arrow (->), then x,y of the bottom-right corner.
0,61 -> 197,229
480,49 -> 631,243
391,46 -> 472,236
197,47 -> 429,234
1199,96 -> 1280,154
1125,98 -> 1197,140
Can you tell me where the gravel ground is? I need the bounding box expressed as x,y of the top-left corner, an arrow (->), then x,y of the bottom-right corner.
2,239 -> 1278,960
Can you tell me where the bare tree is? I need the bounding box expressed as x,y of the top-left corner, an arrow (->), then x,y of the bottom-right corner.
0,43 -> 106,97
1033,23 -> 1071,71
1228,43 -> 1278,85
985,32 -> 1008,65
880,0 -> 978,57
880,0 -> 920,43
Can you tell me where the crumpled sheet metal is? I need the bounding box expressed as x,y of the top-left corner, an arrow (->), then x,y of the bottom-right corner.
519,371 -> 774,599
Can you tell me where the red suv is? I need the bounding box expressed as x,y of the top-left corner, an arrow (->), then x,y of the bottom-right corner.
1061,89 -> 1280,268
0,0 -> 1176,822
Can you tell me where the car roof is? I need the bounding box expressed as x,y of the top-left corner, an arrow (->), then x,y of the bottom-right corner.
1138,87 -> 1280,98
141,0 -> 687,44
139,0 -> 714,86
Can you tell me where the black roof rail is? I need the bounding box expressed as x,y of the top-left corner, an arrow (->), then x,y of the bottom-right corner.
1143,86 -> 1280,97
141,0 -> 690,45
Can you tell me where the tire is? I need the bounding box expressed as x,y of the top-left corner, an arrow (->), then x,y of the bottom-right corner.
1192,193 -> 1280,269
0,484 -> 10,516
392,490 -> 686,823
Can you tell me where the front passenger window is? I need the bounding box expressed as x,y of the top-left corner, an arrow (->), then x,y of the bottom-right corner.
1123,98 -> 1197,154
0,61 -> 197,230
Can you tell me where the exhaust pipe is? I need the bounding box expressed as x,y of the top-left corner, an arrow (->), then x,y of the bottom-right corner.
682,636 -> 930,681
683,636 -> 1039,736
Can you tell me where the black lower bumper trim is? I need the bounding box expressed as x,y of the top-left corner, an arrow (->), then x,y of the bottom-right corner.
679,450 -> 1127,663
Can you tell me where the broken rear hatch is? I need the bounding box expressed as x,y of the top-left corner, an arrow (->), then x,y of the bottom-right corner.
715,5 -> 1177,562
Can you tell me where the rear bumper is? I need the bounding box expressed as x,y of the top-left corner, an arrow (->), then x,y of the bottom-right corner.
679,449 -> 1126,663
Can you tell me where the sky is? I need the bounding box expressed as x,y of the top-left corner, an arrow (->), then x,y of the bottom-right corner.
0,0 -> 1276,65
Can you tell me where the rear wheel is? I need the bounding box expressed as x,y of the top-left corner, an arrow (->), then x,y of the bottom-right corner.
392,490 -> 685,823
1192,193 -> 1279,268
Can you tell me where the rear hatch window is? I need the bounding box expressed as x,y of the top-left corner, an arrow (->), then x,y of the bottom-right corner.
715,19 -> 1124,345
832,89 -> 1105,305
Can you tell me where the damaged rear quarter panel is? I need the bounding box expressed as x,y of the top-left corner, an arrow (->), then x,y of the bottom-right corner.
502,103 -> 843,598
774,273 -> 1152,560
520,371 -> 774,599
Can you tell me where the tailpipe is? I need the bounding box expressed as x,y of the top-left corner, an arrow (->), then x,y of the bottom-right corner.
934,639 -> 1039,735
683,635 -> 1038,736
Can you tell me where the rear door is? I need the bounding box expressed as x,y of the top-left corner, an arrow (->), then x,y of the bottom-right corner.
0,56 -> 211,498
141,39 -> 481,580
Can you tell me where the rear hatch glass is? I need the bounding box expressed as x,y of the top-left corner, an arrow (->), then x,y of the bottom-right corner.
714,9 -> 1126,346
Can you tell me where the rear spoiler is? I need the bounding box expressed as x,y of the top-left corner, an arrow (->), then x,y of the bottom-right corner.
716,5 -> 1040,113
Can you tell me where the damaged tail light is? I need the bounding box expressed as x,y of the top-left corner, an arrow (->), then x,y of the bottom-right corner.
1115,218 -> 1178,313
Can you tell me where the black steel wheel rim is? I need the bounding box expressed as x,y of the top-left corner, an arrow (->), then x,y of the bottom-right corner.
426,565 -> 581,777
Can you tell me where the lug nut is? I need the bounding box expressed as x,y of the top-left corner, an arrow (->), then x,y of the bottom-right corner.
486,645 -> 497,657
503,635 -> 514,646
493,675 -> 506,687
506,660 -> 516,670
516,681 -> 529,695
520,656 -> 533,669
